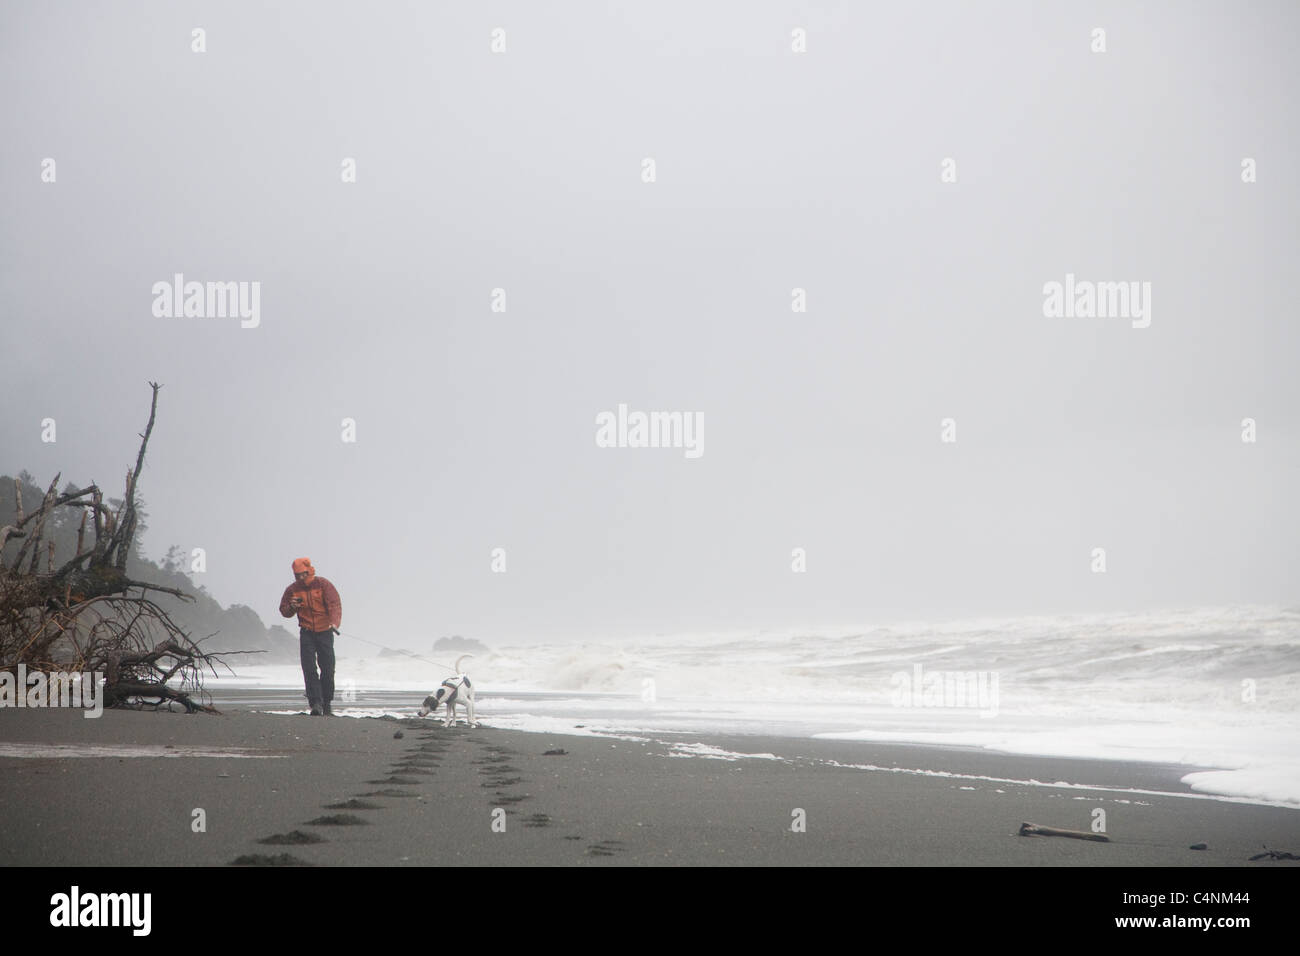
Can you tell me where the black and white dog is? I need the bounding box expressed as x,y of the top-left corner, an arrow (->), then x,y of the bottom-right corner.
419,656 -> 476,727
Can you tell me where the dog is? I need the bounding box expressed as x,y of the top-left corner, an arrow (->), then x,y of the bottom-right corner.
418,655 -> 476,727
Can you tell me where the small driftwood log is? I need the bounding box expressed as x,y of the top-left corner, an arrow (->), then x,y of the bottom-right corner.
1019,822 -> 1110,842
1248,848 -> 1299,861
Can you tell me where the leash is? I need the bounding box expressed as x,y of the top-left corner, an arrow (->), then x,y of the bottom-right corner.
330,628 -> 467,679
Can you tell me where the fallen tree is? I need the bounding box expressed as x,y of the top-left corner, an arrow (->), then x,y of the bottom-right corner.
0,383 -> 230,712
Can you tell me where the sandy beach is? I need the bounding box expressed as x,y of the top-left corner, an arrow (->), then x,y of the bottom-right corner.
1,708 -> 1296,867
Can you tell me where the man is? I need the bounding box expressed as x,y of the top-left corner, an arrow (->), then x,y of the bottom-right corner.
279,557 -> 342,716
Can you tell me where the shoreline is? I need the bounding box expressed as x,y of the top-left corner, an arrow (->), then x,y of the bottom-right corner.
1,708 -> 1296,866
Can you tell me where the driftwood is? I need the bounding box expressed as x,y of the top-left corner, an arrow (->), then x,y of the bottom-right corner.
0,383 -> 226,712
1019,822 -> 1110,843
1248,848 -> 1299,861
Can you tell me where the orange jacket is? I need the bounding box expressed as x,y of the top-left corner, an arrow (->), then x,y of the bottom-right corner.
280,573 -> 342,633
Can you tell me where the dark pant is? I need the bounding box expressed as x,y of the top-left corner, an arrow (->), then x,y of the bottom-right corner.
300,628 -> 336,707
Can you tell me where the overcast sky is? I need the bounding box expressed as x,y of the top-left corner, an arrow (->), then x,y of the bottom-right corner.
2,1 -> 1297,646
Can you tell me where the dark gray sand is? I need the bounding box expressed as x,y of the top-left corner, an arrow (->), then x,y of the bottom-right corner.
1,709 -> 1296,866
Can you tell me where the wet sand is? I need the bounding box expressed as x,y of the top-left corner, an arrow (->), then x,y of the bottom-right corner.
1,708 -> 1297,866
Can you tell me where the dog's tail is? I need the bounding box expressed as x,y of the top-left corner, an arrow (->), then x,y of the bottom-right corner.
454,654 -> 474,675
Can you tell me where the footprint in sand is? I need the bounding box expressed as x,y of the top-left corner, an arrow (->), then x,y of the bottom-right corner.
231,853 -> 312,866
304,814 -> 370,826
323,799 -> 383,810
257,830 -> 326,845
357,789 -> 420,798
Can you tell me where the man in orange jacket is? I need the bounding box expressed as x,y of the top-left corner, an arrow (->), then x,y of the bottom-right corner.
279,557 -> 342,716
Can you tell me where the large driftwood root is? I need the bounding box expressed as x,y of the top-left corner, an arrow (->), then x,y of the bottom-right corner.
1,383 -> 241,713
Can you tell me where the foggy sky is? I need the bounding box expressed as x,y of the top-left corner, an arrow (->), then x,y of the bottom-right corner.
2,1 -> 1297,646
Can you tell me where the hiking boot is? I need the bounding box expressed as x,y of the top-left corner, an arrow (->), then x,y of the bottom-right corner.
309,704 -> 323,716
322,702 -> 333,716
